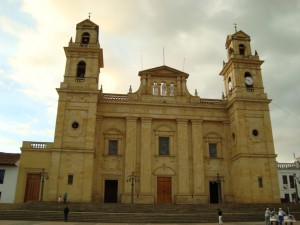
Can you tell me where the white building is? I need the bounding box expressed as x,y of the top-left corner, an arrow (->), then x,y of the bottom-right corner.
277,157 -> 300,203
0,152 -> 20,203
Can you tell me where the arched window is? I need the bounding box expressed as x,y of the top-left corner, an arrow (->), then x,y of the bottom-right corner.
239,44 -> 245,55
161,82 -> 167,96
228,77 -> 232,91
77,61 -> 86,78
153,82 -> 158,95
81,32 -> 90,45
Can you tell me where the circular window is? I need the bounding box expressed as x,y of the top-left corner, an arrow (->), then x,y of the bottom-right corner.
252,129 -> 258,136
72,121 -> 79,129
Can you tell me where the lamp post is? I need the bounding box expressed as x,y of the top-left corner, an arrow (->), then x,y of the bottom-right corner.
126,172 -> 139,204
40,168 -> 49,201
293,173 -> 299,204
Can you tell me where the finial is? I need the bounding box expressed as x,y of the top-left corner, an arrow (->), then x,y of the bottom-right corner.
100,85 -> 103,93
195,89 -> 198,96
88,12 -> 92,20
223,60 -> 225,66
234,23 -> 237,32
69,37 -> 73,43
255,50 -> 258,56
129,85 -> 132,93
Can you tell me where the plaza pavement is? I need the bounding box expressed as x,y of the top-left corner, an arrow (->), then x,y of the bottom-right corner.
0,221 -> 280,225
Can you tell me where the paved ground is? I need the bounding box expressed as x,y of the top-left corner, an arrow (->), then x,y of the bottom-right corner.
0,221 -> 278,225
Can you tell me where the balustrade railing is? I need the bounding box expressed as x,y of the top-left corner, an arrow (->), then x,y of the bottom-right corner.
277,163 -> 297,169
102,94 -> 128,101
22,141 -> 52,150
200,99 -> 224,104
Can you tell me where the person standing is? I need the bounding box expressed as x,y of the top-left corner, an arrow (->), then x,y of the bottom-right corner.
217,208 -> 223,225
64,205 -> 69,222
278,208 -> 285,225
63,193 -> 67,204
265,208 -> 271,225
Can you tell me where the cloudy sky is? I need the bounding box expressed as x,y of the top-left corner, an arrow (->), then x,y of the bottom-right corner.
0,0 -> 300,162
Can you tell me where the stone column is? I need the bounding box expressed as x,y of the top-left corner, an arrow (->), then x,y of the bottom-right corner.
177,119 -> 189,194
191,119 -> 204,194
140,118 -> 152,194
124,117 -> 138,193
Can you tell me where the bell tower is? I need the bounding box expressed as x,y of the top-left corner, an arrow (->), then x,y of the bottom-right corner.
220,30 -> 280,203
54,19 -> 103,150
220,30 -> 266,101
48,19 -> 104,201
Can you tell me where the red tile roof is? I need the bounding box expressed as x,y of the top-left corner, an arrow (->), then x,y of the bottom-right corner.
0,152 -> 20,166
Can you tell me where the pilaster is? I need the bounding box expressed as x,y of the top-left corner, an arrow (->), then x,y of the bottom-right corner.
176,119 -> 189,194
124,117 -> 138,193
191,119 -> 204,194
140,117 -> 152,194
47,151 -> 61,200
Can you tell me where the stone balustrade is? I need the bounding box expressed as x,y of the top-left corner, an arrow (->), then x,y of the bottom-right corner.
200,99 -> 224,104
102,94 -> 129,101
22,141 -> 53,150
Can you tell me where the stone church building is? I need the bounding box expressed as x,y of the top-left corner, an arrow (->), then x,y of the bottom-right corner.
15,19 -> 280,204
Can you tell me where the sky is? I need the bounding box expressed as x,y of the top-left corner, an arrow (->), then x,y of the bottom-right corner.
0,0 -> 300,163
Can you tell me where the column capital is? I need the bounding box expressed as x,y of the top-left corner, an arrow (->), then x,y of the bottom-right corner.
191,119 -> 203,125
176,118 -> 189,124
126,117 -> 138,122
141,117 -> 152,122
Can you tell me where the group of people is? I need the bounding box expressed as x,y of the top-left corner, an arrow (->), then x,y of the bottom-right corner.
58,193 -> 68,204
265,207 -> 290,225
218,207 -> 292,225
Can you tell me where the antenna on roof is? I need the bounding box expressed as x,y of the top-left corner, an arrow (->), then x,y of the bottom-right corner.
88,12 -> 92,20
163,47 -> 165,65
234,23 -> 237,32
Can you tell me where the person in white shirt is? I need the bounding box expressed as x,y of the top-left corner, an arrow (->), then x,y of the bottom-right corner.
278,208 -> 286,225
265,208 -> 271,225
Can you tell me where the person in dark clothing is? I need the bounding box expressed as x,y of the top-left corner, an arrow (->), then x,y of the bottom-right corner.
64,206 -> 69,222
217,208 -> 223,225
63,193 -> 67,204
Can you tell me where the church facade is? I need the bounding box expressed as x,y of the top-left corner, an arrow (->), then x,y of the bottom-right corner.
15,19 -> 280,204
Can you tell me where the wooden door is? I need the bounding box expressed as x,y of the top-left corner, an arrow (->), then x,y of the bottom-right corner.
157,177 -> 172,204
24,174 -> 41,202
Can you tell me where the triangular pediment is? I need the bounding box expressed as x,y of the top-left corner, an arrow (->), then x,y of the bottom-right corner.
226,30 -> 251,47
139,65 -> 189,78
232,30 -> 250,40
233,30 -> 250,38
77,19 -> 98,28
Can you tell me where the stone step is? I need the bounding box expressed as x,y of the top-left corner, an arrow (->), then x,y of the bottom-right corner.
0,202 -> 299,223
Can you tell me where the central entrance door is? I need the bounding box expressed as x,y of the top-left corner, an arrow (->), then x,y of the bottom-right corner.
157,177 -> 172,204
24,173 -> 41,202
209,181 -> 221,203
104,180 -> 118,203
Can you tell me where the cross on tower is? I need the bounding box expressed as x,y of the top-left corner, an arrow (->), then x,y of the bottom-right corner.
88,12 -> 92,20
234,23 -> 237,32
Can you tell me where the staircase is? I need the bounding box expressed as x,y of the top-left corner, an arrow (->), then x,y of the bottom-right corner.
0,202 -> 299,223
